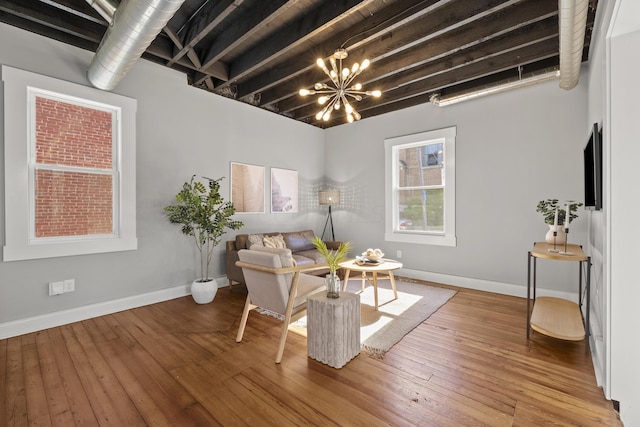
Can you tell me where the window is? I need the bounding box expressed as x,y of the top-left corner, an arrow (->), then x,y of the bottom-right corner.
385,127 -> 456,246
32,91 -> 117,240
2,65 -> 137,261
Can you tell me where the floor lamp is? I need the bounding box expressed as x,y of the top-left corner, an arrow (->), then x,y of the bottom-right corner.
319,189 -> 340,241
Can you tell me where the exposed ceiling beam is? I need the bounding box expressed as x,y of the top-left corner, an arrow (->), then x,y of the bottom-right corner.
212,0 -> 378,90
269,0 -> 556,112
166,0 -> 242,67
233,0 -> 442,100
196,0 -> 297,74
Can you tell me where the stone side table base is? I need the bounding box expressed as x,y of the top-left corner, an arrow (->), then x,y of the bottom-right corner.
307,292 -> 360,368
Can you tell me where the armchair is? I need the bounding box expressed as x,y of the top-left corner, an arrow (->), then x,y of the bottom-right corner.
235,247 -> 327,363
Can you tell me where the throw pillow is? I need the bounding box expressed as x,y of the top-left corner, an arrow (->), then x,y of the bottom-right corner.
263,234 -> 286,249
247,233 -> 264,249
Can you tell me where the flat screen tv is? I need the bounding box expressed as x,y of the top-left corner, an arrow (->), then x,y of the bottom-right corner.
584,123 -> 602,210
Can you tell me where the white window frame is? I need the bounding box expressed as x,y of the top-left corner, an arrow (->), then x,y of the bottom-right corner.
2,65 -> 137,261
384,127 -> 457,247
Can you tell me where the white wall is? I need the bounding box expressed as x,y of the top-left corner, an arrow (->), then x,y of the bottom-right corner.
325,79 -> 588,298
0,22 -> 325,336
585,0 -> 613,391
608,2 -> 640,423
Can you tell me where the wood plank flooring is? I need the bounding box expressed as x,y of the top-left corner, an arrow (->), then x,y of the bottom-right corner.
1,280 -> 622,426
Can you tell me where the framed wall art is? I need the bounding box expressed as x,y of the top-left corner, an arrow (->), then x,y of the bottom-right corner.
230,162 -> 265,213
270,168 -> 298,213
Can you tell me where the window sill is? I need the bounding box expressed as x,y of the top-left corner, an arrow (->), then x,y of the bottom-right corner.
384,231 -> 456,247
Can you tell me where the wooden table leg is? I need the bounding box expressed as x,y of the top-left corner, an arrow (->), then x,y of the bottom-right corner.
361,271 -> 366,291
341,269 -> 351,291
372,271 -> 379,310
389,271 -> 399,301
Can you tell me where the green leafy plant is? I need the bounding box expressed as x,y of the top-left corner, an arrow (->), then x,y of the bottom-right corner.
536,199 -> 583,225
164,175 -> 243,282
311,236 -> 353,274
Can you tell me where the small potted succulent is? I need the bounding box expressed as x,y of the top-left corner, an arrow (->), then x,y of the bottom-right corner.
164,175 -> 243,304
311,236 -> 352,298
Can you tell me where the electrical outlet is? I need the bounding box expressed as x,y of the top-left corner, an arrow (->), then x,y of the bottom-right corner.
63,279 -> 75,292
396,250 -> 402,259
49,281 -> 64,296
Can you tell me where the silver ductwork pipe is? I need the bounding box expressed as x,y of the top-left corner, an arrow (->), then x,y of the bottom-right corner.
87,0 -> 185,90
85,0 -> 118,23
430,69 -> 560,107
558,0 -> 589,90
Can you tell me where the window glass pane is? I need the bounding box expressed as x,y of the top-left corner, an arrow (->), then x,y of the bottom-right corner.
398,188 -> 444,232
35,170 -> 113,237
422,143 -> 443,166
35,96 -> 113,169
397,142 -> 443,187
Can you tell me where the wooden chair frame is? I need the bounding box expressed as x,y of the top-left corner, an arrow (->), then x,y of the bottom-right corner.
235,261 -> 327,363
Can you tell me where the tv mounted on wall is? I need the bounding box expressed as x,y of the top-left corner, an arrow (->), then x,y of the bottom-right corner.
584,122 -> 602,210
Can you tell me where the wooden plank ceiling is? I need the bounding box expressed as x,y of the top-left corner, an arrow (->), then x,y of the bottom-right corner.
0,0 -> 598,128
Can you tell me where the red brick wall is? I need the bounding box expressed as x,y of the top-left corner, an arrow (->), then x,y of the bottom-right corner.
34,97 -> 114,237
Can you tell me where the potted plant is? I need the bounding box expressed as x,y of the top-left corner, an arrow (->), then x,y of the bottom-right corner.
164,175 -> 243,304
536,199 -> 583,244
311,236 -> 353,298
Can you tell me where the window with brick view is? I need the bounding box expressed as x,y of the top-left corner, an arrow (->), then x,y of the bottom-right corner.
34,96 -> 116,238
2,65 -> 136,261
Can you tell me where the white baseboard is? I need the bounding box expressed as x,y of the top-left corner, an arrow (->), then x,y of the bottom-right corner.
0,283 -> 193,340
399,268 -> 579,301
0,271 -> 573,341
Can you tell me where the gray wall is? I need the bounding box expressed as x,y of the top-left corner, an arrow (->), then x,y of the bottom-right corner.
0,22 -> 325,325
324,76 -> 589,296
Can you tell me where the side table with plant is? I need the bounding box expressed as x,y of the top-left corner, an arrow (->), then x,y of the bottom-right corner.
311,236 -> 353,298
164,175 -> 243,304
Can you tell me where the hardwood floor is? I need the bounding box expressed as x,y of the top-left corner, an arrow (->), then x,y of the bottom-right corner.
1,280 -> 621,426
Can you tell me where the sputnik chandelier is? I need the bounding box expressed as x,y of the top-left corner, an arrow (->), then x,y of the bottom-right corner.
299,48 -> 381,123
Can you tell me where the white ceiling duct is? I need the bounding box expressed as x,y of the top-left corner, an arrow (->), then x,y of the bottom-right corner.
558,0 -> 589,90
85,0 -> 118,23
430,69 -> 560,107
87,0 -> 185,91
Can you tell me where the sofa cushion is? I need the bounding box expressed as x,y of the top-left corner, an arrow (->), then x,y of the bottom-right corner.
295,249 -> 325,264
292,254 -> 315,267
283,230 -> 315,252
263,234 -> 287,249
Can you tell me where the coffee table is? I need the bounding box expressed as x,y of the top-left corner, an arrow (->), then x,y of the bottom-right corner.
339,259 -> 403,310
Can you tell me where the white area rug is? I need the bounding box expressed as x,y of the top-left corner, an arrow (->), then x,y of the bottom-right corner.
350,279 -> 457,357
258,279 -> 457,358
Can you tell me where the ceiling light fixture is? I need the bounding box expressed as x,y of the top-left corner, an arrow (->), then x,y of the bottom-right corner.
299,48 -> 381,123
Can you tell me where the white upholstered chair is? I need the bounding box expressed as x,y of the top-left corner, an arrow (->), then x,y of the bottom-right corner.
235,247 -> 327,363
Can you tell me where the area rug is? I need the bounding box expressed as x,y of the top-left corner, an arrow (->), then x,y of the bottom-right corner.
280,279 -> 457,358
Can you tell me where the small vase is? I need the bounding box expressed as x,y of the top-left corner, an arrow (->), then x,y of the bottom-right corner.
191,278 -> 218,304
325,272 -> 340,299
545,225 -> 566,245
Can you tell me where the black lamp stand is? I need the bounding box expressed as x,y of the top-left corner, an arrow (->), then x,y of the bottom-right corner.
321,205 -> 335,241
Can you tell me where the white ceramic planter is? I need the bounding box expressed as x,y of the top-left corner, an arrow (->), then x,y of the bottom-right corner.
191,278 -> 218,304
545,224 -> 567,245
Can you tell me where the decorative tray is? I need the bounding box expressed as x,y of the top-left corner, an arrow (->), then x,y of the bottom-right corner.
355,256 -> 384,265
